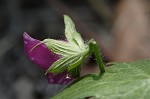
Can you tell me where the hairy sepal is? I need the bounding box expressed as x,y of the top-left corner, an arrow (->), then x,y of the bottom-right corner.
64,15 -> 86,50
45,15 -> 89,75
47,54 -> 82,74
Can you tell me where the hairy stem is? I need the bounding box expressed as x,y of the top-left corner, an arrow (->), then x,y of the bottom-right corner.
89,39 -> 105,73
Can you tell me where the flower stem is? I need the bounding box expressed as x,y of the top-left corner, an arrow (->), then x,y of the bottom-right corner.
70,66 -> 80,78
88,39 -> 105,73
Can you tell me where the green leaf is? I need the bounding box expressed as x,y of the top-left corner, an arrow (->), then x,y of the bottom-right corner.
64,15 -> 85,49
52,60 -> 150,99
47,54 -> 82,74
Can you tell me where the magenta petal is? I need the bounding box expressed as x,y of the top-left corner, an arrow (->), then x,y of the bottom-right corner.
23,32 -> 73,84
23,32 -> 60,70
47,72 -> 73,84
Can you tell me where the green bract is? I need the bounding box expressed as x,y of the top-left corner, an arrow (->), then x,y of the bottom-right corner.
43,15 -> 89,74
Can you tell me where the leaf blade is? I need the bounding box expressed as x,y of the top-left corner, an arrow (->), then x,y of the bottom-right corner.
52,60 -> 150,99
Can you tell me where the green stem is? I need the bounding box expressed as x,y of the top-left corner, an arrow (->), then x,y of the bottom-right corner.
89,39 -> 105,73
70,66 -> 80,78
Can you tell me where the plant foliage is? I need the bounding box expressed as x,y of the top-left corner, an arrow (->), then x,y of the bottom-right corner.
52,60 -> 150,99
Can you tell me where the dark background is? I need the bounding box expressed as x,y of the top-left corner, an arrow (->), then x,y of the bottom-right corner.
0,0 -> 150,99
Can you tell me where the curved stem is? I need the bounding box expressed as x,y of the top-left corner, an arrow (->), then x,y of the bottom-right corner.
89,39 -> 105,73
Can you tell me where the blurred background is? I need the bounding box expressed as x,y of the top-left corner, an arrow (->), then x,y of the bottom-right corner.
0,0 -> 150,99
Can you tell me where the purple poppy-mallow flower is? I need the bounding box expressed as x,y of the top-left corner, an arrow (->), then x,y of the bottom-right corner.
23,32 -> 72,84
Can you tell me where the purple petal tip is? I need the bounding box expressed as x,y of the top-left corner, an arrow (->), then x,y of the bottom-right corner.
23,32 -> 73,84
23,32 -> 60,70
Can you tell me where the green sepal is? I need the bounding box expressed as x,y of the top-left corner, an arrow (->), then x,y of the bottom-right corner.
44,15 -> 91,75
43,39 -> 80,56
64,15 -> 85,49
47,54 -> 82,74
67,55 -> 84,71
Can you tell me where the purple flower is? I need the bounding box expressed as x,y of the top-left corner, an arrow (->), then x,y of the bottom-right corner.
47,72 -> 72,84
23,32 -> 72,84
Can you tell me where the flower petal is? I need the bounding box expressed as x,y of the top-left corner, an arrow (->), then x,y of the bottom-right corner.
47,72 -> 73,84
23,32 -> 60,70
23,32 -> 73,84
